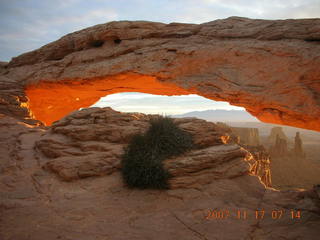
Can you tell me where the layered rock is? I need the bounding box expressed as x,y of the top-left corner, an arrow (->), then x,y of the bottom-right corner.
230,127 -> 260,146
0,107 -> 319,240
0,78 -> 32,123
243,145 -> 272,187
293,131 -> 306,158
34,108 -> 274,189
270,134 -> 289,158
35,107 -> 257,186
268,126 -> 288,144
164,144 -> 252,188
268,128 -> 306,159
36,107 -> 149,180
1,17 -> 320,130
268,130 -> 320,190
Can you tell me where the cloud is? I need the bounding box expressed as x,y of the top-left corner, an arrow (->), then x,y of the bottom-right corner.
91,93 -> 245,114
43,9 -> 118,30
176,0 -> 320,23
0,1 -> 118,60
0,0 -> 319,61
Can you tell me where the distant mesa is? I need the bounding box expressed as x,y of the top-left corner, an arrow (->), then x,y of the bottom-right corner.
230,127 -> 260,146
270,134 -> 289,158
244,145 -> 272,187
173,109 -> 258,122
293,132 -> 306,158
268,127 -> 288,144
268,128 -> 305,159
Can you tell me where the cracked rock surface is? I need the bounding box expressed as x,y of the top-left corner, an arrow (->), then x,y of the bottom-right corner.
0,107 -> 319,240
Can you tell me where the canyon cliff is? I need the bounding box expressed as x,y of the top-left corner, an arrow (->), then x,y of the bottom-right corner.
270,134 -> 289,158
268,127 -> 288,144
230,127 -> 260,146
293,132 -> 306,158
268,128 -> 319,190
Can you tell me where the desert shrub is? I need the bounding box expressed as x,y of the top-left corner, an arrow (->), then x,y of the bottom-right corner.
121,116 -> 194,189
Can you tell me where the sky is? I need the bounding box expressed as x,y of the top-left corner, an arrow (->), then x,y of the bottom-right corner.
1,0 -> 319,115
90,92 -> 244,114
1,0 -> 319,61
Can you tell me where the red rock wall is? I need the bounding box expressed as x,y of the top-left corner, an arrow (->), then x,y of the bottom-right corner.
2,17 -> 320,131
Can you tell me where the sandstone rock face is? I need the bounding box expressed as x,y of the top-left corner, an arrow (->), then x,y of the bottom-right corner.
293,132 -> 305,158
230,127 -> 260,146
36,107 -> 149,180
268,128 -> 305,159
242,145 -> 272,187
1,17 -> 320,131
268,126 -> 288,143
270,134 -> 289,158
35,107 -> 257,186
0,75 -> 31,122
268,130 -> 320,190
0,107 -> 319,239
164,144 -> 252,188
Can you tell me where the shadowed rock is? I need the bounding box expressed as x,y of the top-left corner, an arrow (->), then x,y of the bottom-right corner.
293,131 -> 306,158
230,127 -> 260,146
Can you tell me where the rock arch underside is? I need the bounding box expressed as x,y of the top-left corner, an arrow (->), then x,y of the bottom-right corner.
0,17 -> 320,129
1,17 -> 320,240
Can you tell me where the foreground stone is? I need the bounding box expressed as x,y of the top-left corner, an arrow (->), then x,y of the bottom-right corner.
0,107 -> 319,239
35,107 -> 267,187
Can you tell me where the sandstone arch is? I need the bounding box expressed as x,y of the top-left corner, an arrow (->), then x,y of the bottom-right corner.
25,73 -> 194,125
2,17 -> 320,130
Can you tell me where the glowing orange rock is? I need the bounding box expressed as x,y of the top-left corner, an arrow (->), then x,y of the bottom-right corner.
25,73 -> 192,125
4,17 -> 320,131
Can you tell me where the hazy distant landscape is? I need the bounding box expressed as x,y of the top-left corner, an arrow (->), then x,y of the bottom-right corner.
173,109 -> 320,142
174,109 -> 320,189
173,109 -> 258,122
